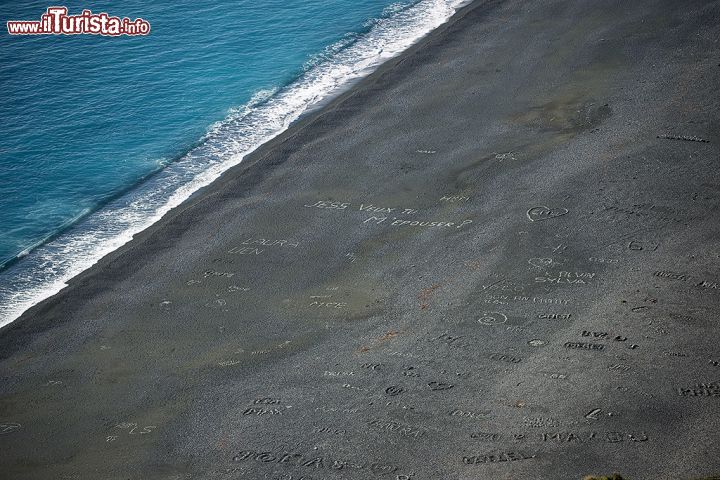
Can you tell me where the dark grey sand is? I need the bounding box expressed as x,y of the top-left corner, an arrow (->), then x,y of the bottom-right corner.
2,0 -> 720,478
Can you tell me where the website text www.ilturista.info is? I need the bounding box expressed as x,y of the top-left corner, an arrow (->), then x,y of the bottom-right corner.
7,7 -> 150,36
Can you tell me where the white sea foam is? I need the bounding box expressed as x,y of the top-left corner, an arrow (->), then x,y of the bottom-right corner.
0,0 -> 470,328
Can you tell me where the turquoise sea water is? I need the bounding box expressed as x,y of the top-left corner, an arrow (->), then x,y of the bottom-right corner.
0,0 -> 467,325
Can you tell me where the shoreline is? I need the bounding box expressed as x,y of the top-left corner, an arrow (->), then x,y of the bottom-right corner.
2,0 -> 720,478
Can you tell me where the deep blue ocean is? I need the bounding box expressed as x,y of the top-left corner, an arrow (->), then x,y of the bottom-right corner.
0,0 -> 466,325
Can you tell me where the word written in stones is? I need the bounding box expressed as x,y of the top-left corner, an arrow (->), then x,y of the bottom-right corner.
470,432 -> 501,441
463,451 -> 536,464
238,238 -> 300,248
114,422 -> 156,434
359,203 -> 407,214
0,422 -> 21,435
564,342 -> 605,351
664,352 -> 688,358
536,271 -> 595,285
228,247 -> 265,255
542,431 -> 648,443
363,216 -> 473,229
403,367 -> 420,378
433,332 -> 464,346
428,381 -> 454,391
368,419 -> 425,438
226,247 -> 263,255
484,294 -> 571,305
581,331 -> 609,339
428,382 -> 455,392
310,298 -> 347,309
254,398 -> 280,405
440,195 -> 470,202
528,257 -> 560,269
654,271 -> 689,281
657,134 -> 710,143
495,151 -> 516,161
218,360 -> 242,367
227,285 -> 250,293
107,422 -> 156,442
489,353 -> 522,363
538,313 -> 572,319
324,371 -> 355,377
668,312 -> 697,322
524,417 -> 558,428
203,270 -> 234,279
305,200 -> 350,210
677,383 -> 720,397
243,407 -> 283,416
450,409 -> 491,419
305,200 -> 419,215
248,340 -> 292,357
314,406 -> 358,414
228,238 -> 300,256
603,204 -> 688,224
481,279 -> 524,292
697,280 -> 719,290
608,364 -> 631,372
527,206 -> 569,222
232,449 -> 397,475
361,363 -> 382,370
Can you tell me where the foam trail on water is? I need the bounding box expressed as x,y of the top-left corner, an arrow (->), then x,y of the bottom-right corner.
0,0 -> 470,328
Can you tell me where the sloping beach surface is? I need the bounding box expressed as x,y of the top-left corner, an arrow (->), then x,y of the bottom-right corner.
1,0 -> 720,478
